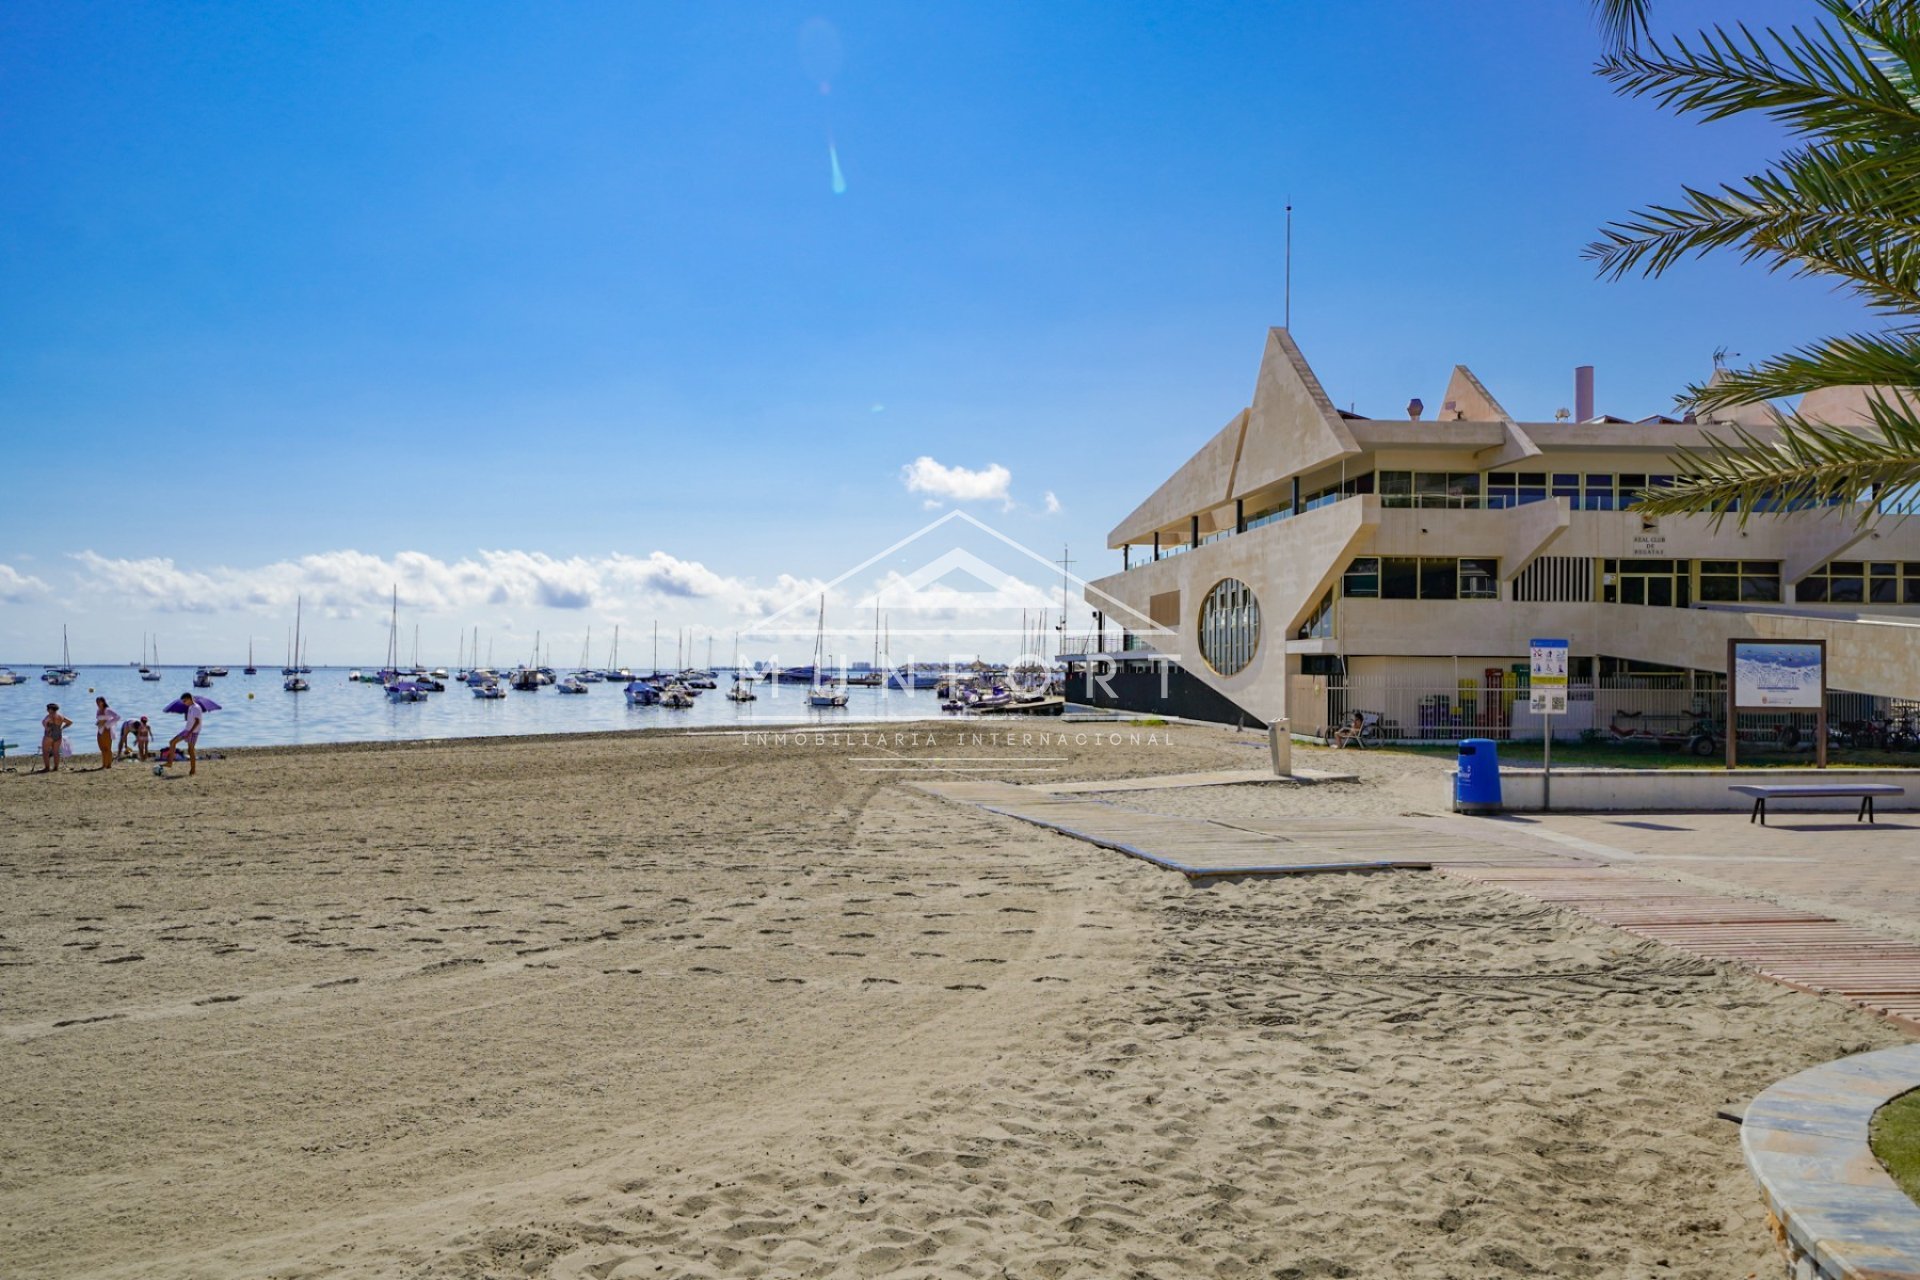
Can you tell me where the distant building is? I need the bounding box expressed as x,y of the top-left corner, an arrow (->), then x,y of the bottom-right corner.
1065,329 -> 1920,737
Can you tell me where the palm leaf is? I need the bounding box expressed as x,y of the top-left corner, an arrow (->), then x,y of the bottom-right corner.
1592,0 -> 1653,53
1632,394 -> 1920,527
1685,331 -> 1920,410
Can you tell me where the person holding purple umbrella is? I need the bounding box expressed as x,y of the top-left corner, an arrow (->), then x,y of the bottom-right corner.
165,692 -> 206,777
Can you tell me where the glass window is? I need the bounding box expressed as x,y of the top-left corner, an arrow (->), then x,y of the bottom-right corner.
1459,559 -> 1498,600
1799,576 -> 1829,603
1381,557 -> 1420,599
1584,474 -> 1616,511
1830,573 -> 1865,603
1699,571 -> 1740,602
1420,558 -> 1458,600
1447,473 -> 1481,505
1197,578 -> 1261,676
1742,572 -> 1780,602
1342,556 -> 1381,598
1414,472 -> 1450,507
1552,474 -> 1580,506
1487,472 -> 1517,510
1617,474 -> 1647,508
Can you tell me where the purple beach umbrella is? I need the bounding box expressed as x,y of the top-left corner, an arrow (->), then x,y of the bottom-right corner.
163,696 -> 222,714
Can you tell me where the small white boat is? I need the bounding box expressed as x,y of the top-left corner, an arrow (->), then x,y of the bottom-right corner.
556,676 -> 589,695
659,685 -> 694,708
625,680 -> 660,706
0,667 -> 25,686
429,667 -> 449,680
284,674 -> 310,693
472,680 -> 507,699
726,679 -> 757,702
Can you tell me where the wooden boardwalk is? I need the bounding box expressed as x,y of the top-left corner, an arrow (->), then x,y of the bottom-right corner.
1438,864 -> 1920,1033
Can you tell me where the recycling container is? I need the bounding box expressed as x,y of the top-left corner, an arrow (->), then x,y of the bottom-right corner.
1454,738 -> 1502,814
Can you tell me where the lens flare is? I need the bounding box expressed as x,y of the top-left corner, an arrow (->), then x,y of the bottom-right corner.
829,142 -> 846,195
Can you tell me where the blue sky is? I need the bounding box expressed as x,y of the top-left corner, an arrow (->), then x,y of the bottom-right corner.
0,0 -> 1872,664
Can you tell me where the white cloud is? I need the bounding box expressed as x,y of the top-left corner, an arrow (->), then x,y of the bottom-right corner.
1042,490 -> 1061,515
69,548 -> 827,621
0,562 -> 50,603
900,456 -> 1013,507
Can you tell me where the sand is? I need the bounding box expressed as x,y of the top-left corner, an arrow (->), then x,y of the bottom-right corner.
0,723 -> 1906,1278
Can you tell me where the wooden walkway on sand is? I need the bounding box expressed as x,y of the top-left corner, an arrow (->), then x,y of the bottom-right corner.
1438,864 -> 1920,1033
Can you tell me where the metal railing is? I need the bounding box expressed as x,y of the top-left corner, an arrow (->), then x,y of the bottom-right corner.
1290,674 -> 1902,748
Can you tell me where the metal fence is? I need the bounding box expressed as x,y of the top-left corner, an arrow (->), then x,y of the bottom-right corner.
1290,673 -> 1905,750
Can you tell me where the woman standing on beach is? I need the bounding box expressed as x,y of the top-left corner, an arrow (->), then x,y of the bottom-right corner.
94,696 -> 120,770
39,703 -> 72,774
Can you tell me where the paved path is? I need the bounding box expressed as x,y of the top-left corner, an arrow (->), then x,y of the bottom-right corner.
912,775 -> 1920,1034
1034,766 -> 1356,793
910,780 -> 1566,879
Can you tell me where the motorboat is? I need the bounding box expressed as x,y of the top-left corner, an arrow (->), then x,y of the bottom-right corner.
193,668 -> 214,689
659,686 -> 694,709
208,666 -> 229,677
0,667 -> 25,686
726,678 -> 757,702
556,676 -> 589,695
510,667 -> 543,692
429,667 -> 449,680
624,680 -> 660,707
472,680 -> 507,699
386,681 -> 429,703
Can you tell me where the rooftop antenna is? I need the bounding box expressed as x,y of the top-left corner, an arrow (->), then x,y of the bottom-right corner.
1284,201 -> 1293,331
1055,544 -> 1073,656
1712,345 -> 1740,371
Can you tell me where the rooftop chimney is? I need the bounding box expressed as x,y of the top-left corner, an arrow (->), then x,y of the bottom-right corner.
1574,365 -> 1594,421
1407,397 -> 1424,420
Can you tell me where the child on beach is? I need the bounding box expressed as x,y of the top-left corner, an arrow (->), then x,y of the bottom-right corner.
118,715 -> 152,761
39,704 -> 72,774
94,696 -> 120,770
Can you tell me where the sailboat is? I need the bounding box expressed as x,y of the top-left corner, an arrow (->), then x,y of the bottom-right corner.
808,597 -> 848,708
572,627 -> 603,682
244,638 -> 257,676
41,626 -> 78,685
142,636 -> 163,681
138,634 -> 151,676
284,598 -> 310,692
383,588 -> 427,701
727,634 -> 757,702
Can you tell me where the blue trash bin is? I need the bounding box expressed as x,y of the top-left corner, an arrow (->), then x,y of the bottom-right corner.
1455,738 -> 1502,814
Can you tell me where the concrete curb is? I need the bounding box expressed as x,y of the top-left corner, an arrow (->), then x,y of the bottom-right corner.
1742,1043 -> 1920,1279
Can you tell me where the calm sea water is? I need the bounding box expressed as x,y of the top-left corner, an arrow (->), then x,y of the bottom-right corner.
0,667 -> 957,752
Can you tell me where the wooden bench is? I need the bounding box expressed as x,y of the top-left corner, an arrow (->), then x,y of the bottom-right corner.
1729,783 -> 1906,826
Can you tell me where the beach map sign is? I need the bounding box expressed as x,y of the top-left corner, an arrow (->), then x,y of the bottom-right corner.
1528,638 -> 1568,715
1731,640 -> 1825,710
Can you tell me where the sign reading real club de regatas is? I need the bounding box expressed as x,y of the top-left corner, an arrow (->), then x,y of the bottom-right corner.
1529,638 -> 1569,716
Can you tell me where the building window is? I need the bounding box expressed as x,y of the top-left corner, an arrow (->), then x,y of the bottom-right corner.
1799,560 -> 1920,603
1603,558 -> 1692,607
1513,555 -> 1594,602
1342,556 -> 1381,598
1378,471 -> 1481,509
1298,590 -> 1334,640
1379,557 -> 1499,600
1698,560 -> 1782,603
1459,558 -> 1498,600
1198,578 -> 1260,676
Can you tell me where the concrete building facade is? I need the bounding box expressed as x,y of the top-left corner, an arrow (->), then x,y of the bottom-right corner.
1072,329 -> 1920,737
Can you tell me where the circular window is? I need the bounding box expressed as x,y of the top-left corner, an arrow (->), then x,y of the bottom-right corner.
1198,578 -> 1261,676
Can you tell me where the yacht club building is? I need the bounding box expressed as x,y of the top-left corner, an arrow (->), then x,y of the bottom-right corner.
1069,329 -> 1920,738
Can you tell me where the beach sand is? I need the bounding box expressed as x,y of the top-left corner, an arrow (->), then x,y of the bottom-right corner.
1,723 -> 1904,1278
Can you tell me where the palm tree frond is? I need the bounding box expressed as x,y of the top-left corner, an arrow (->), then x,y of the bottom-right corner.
1595,7 -> 1920,142
1633,395 -> 1920,527
1591,0 -> 1653,53
1684,330 -> 1920,411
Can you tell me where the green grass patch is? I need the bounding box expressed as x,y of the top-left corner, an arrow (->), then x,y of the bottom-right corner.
1127,717 -> 1168,727
1873,1088 -> 1920,1207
